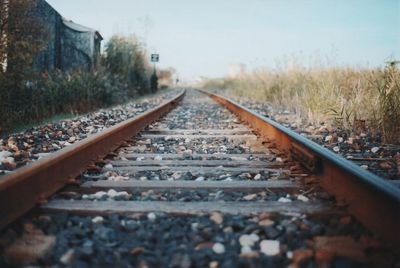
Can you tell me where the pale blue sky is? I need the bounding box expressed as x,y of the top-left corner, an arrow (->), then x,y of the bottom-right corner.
46,0 -> 399,80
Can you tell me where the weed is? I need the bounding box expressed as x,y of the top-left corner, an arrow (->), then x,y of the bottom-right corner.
201,63 -> 400,144
374,63 -> 400,143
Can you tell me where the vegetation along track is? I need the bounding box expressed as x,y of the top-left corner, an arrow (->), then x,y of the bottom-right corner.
0,89 -> 399,267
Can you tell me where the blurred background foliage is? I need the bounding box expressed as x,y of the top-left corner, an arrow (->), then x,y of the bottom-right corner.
0,1 -> 175,133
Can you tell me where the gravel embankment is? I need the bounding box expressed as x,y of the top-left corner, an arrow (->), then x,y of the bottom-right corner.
0,90 -> 398,267
2,212 -> 389,267
215,92 -> 400,181
0,90 -> 180,176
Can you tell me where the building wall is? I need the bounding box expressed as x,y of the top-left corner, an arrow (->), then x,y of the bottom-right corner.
31,0 -> 101,72
61,26 -> 93,70
32,0 -> 62,71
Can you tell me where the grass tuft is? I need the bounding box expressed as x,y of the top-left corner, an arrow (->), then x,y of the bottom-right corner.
201,63 -> 400,144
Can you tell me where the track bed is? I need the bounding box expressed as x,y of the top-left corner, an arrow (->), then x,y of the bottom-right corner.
0,90 -> 398,267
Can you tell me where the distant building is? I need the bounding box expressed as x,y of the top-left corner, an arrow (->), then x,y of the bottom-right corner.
9,0 -> 103,72
60,18 -> 103,71
228,63 -> 246,78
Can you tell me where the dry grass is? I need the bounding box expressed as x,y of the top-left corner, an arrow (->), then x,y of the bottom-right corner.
201,64 -> 400,144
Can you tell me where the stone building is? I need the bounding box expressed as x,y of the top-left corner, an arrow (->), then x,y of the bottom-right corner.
31,0 -> 103,72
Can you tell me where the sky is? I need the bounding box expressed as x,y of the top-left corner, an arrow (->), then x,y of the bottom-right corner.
46,0 -> 400,81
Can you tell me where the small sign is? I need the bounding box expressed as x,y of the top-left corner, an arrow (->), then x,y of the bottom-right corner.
151,54 -> 159,62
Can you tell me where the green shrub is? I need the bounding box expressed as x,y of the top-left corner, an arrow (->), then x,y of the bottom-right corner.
102,35 -> 152,96
0,34 -> 160,133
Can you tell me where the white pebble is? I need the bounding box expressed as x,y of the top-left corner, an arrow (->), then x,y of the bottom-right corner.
115,191 -> 130,199
325,135 -> 333,142
195,176 -> 205,181
2,157 -> 15,166
361,165 -> 368,170
0,151 -> 12,162
147,212 -> 156,221
254,174 -> 262,180
209,261 -> 219,268
210,212 -> 223,225
191,222 -> 199,231
183,149 -> 193,156
212,243 -> 225,254
52,143 -> 61,149
93,191 -> 107,199
243,194 -> 258,201
333,146 -> 340,152
154,155 -> 163,161
278,197 -> 292,203
107,189 -> 118,198
338,137 -> 344,143
249,233 -> 260,242
164,136 -> 173,141
297,195 -> 309,202
239,234 -> 260,247
60,249 -> 75,265
171,172 -> 182,180
104,164 -> 113,169
239,235 -> 254,247
241,246 -> 253,254
260,240 -> 280,256
92,216 -> 104,224
371,147 -> 380,153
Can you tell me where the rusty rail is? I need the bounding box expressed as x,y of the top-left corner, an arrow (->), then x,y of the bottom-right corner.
0,90 -> 185,229
199,89 -> 400,245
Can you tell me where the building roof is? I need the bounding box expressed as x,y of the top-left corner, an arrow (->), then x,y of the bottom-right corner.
62,18 -> 103,40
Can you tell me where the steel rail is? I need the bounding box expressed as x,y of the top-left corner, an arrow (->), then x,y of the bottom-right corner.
0,90 -> 185,229
199,89 -> 400,245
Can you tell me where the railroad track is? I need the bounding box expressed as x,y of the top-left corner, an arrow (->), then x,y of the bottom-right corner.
0,89 -> 399,267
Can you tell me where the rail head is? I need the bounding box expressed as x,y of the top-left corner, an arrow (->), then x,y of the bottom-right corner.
198,89 -> 400,245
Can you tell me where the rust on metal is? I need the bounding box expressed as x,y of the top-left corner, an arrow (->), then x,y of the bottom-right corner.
290,142 -> 321,173
199,89 -> 400,246
0,90 -> 185,230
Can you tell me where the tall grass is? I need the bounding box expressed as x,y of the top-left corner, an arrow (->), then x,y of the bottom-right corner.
202,64 -> 400,144
374,64 -> 400,143
0,35 -> 158,133
0,69 -> 123,132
